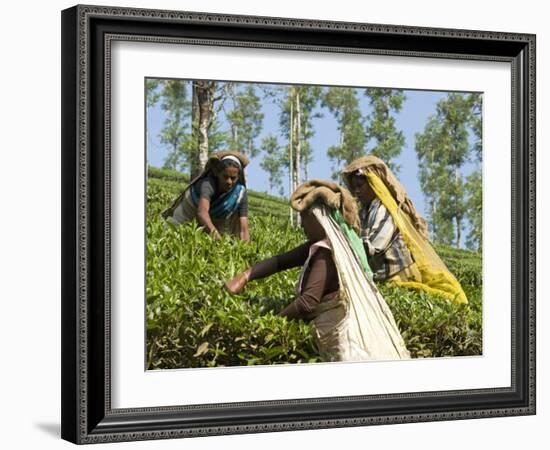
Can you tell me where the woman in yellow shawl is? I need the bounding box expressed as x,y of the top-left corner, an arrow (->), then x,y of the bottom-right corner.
342,156 -> 467,304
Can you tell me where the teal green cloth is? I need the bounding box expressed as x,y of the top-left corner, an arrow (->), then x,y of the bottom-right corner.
330,209 -> 373,280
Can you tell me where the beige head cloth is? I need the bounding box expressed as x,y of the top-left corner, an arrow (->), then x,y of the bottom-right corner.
342,155 -> 430,241
290,180 -> 361,234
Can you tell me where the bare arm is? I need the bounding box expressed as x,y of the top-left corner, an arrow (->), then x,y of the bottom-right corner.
196,197 -> 221,240
224,241 -> 311,295
248,241 -> 311,281
239,216 -> 250,242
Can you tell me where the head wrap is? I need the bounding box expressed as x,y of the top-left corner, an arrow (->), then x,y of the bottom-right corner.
289,179 -> 361,234
342,155 -> 430,241
219,154 -> 243,170
205,150 -> 249,183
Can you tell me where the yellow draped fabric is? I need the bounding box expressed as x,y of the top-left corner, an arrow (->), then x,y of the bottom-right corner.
366,172 -> 468,304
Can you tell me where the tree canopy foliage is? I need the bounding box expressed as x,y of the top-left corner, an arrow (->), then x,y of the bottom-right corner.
147,79 -> 483,249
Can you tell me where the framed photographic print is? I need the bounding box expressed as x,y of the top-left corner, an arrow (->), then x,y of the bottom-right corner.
61,4 -> 536,444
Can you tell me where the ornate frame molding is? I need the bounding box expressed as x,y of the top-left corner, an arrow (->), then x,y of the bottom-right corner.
61,5 -> 536,444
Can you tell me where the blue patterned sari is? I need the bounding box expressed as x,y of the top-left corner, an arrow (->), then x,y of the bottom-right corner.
190,182 -> 245,219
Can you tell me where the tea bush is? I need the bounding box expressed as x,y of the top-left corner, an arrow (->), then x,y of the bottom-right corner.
146,170 -> 483,369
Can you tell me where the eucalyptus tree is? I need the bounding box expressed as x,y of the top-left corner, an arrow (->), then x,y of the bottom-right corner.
415,93 -> 478,248
260,134 -> 285,196
147,79 -> 230,175
364,88 -> 406,172
260,84 -> 322,224
321,87 -> 366,180
226,84 -> 264,157
465,93 -> 483,251
190,80 -> 222,178
158,80 -> 190,171
146,78 -> 161,108
465,169 -> 482,251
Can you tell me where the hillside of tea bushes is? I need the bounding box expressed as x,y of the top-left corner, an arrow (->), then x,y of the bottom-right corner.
146,167 -> 482,369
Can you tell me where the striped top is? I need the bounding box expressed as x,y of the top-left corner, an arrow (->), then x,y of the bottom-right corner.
359,198 -> 414,281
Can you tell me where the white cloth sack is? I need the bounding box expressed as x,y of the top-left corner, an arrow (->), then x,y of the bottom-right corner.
309,205 -> 410,362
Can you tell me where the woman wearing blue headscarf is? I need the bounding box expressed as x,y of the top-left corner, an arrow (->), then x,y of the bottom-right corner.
162,150 -> 250,242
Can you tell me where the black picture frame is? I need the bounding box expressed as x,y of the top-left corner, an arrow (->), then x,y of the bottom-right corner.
61,4 -> 536,444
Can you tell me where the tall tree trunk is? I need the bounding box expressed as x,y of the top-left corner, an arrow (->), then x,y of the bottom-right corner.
455,216 -> 461,248
190,83 -> 200,178
454,164 -> 461,248
192,81 -> 212,179
294,91 -> 302,226
232,126 -> 238,148
429,146 -> 437,240
303,120 -> 309,181
431,199 -> 437,237
336,127 -> 344,182
294,92 -> 301,193
288,92 -> 294,226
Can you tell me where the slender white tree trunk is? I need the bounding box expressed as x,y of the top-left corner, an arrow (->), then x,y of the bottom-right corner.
190,83 -> 200,178
303,120 -> 309,181
196,82 -> 212,177
289,92 -> 294,226
295,91 -> 302,226
455,165 -> 461,248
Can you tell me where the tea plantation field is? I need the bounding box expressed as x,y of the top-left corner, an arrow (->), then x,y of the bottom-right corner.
146,167 -> 482,369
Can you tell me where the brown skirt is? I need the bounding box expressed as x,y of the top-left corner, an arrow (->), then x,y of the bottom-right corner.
309,295 -> 348,362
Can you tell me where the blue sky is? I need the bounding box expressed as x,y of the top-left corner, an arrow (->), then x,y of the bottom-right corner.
146,82 -> 478,220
